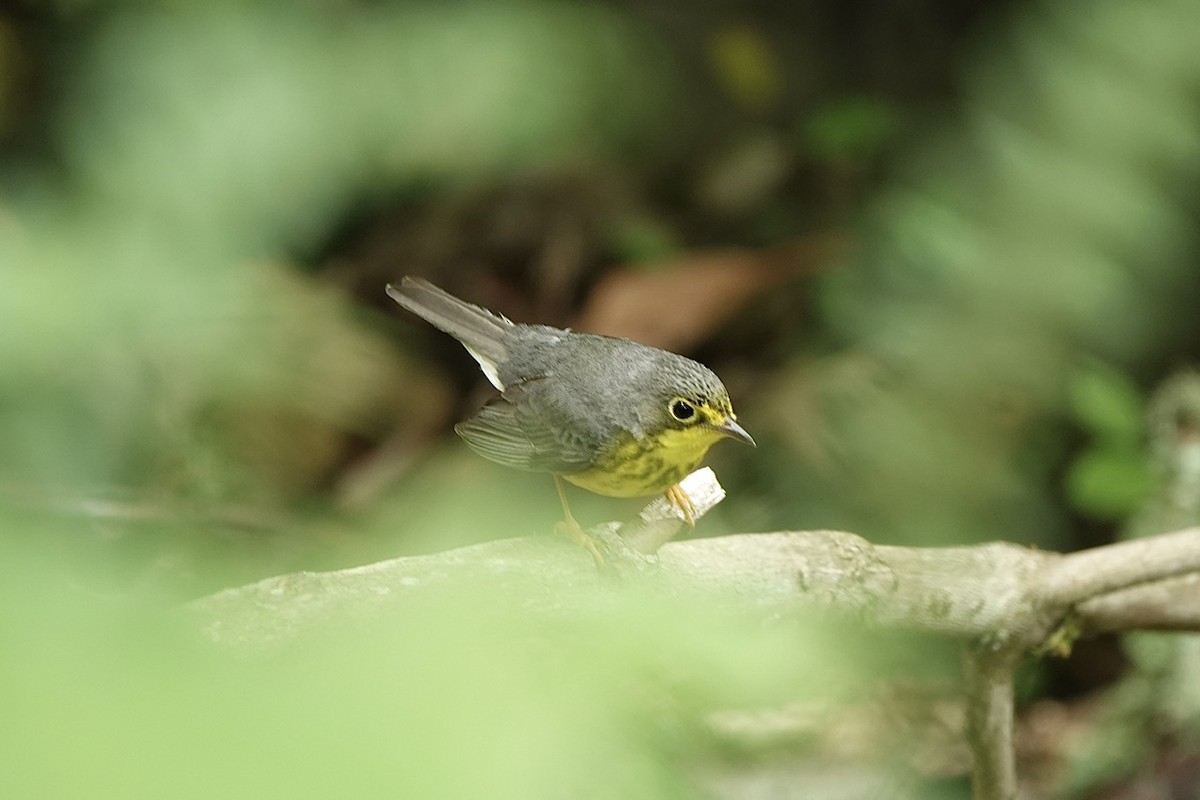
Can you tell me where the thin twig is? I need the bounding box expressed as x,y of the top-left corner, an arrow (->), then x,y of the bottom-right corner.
618,466 -> 726,553
1041,527 -> 1200,605
1075,572 -> 1200,632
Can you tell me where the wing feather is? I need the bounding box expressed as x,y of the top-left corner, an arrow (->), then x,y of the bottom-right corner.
386,277 -> 510,389
454,381 -> 594,474
454,403 -> 540,469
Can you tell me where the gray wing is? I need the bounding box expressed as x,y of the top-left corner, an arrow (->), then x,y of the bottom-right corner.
453,380 -> 595,475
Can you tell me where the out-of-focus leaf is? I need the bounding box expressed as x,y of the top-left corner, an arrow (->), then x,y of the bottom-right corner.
1063,363 -> 1152,522
1064,447 -> 1152,520
606,214 -> 682,264
577,235 -> 847,352
708,24 -> 782,112
694,131 -> 793,215
804,97 -> 898,162
1067,362 -> 1145,444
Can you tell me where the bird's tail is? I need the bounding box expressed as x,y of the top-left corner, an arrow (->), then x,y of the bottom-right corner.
386,277 -> 511,383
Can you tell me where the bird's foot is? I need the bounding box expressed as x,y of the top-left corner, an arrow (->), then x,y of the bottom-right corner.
555,517 -> 606,565
665,483 -> 697,527
555,519 -> 656,573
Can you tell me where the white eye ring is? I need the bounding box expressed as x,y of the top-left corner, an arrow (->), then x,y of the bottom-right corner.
669,398 -> 697,422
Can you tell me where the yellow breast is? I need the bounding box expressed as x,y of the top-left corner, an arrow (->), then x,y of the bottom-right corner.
562,427 -> 724,498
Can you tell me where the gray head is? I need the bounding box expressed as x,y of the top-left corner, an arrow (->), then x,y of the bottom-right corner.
628,354 -> 754,447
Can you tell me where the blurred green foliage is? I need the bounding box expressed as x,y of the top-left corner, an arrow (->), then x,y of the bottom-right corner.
1064,361 -> 1151,520
0,0 -> 676,583
800,0 -> 1200,550
803,96 -> 897,162
1,0 -> 1199,797
1,530 -> 950,799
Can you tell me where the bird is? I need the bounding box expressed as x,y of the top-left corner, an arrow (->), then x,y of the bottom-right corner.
386,276 -> 754,558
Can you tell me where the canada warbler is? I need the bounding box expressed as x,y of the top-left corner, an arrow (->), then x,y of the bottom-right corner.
386,277 -> 754,547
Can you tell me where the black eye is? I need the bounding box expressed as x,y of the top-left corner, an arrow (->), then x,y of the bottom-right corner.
669,398 -> 697,422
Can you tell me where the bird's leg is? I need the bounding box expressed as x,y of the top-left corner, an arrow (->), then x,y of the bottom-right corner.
554,475 -> 605,565
665,483 -> 697,527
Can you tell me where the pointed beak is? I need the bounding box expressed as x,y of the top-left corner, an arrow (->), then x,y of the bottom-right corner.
716,417 -> 756,447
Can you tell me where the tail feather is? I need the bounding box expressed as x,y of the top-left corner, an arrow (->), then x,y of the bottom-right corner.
386,277 -> 511,386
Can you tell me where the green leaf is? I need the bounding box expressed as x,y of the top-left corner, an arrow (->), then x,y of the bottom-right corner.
1067,361 -> 1145,444
803,97 -> 897,161
1065,446 -> 1152,520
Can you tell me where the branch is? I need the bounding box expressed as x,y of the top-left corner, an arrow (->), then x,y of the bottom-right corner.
189,494 -> 1200,653
963,648 -> 1019,800
1075,572 -> 1200,632
1041,528 -> 1200,605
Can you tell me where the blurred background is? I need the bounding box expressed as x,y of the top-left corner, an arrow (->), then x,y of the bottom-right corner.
1,0 -> 1198,797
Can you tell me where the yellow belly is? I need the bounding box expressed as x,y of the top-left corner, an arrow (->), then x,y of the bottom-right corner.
562,428 -> 721,498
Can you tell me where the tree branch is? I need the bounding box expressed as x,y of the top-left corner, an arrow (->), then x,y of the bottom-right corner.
1041,528 -> 1200,605
190,522 -> 1200,652
1075,572 -> 1200,633
963,648 -> 1019,800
